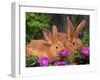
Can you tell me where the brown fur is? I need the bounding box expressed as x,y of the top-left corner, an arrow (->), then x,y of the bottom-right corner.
58,17 -> 86,55
26,26 -> 65,60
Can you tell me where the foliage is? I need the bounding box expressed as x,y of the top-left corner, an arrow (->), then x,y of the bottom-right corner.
72,15 -> 85,28
64,50 -> 89,65
26,12 -> 52,43
64,56 -> 73,64
26,49 -> 89,67
74,50 -> 89,64
26,56 -> 39,67
82,31 -> 89,47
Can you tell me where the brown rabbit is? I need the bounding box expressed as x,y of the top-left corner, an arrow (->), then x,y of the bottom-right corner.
66,17 -> 85,54
58,17 -> 86,61
26,26 -> 65,60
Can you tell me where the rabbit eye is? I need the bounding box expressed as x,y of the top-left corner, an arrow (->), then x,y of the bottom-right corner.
73,42 -> 75,45
56,46 -> 58,49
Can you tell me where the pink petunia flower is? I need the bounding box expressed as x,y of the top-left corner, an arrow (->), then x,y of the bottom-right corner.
60,50 -> 69,57
38,57 -> 50,66
54,61 -> 67,66
82,47 -> 89,56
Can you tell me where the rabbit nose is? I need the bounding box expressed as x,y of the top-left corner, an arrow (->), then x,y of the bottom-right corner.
59,47 -> 64,51
60,49 -> 65,53
58,50 -> 64,55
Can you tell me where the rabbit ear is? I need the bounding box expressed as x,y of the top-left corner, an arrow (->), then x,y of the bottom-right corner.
67,17 -> 74,40
52,25 -> 58,41
74,20 -> 86,37
43,28 -> 52,45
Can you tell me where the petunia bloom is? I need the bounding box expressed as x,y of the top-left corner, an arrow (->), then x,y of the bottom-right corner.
38,57 -> 50,66
54,61 -> 67,66
82,47 -> 89,56
60,50 -> 69,57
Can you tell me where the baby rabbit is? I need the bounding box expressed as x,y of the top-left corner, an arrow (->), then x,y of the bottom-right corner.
58,17 -> 86,62
26,26 -> 65,61
65,17 -> 86,54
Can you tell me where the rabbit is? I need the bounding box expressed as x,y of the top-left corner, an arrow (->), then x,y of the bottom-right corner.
57,17 -> 86,54
57,17 -> 86,63
26,25 -> 65,61
65,17 -> 86,54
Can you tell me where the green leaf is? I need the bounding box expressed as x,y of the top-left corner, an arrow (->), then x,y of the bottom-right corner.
64,56 -> 73,64
26,56 -> 39,67
82,31 -> 89,47
26,12 -> 52,43
74,50 -> 82,59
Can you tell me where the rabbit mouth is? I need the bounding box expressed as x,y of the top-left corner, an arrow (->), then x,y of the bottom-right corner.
58,50 -> 65,54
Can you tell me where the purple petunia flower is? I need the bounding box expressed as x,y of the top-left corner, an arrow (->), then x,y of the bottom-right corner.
60,50 -> 69,57
38,57 -> 50,66
54,61 -> 67,66
82,47 -> 89,56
